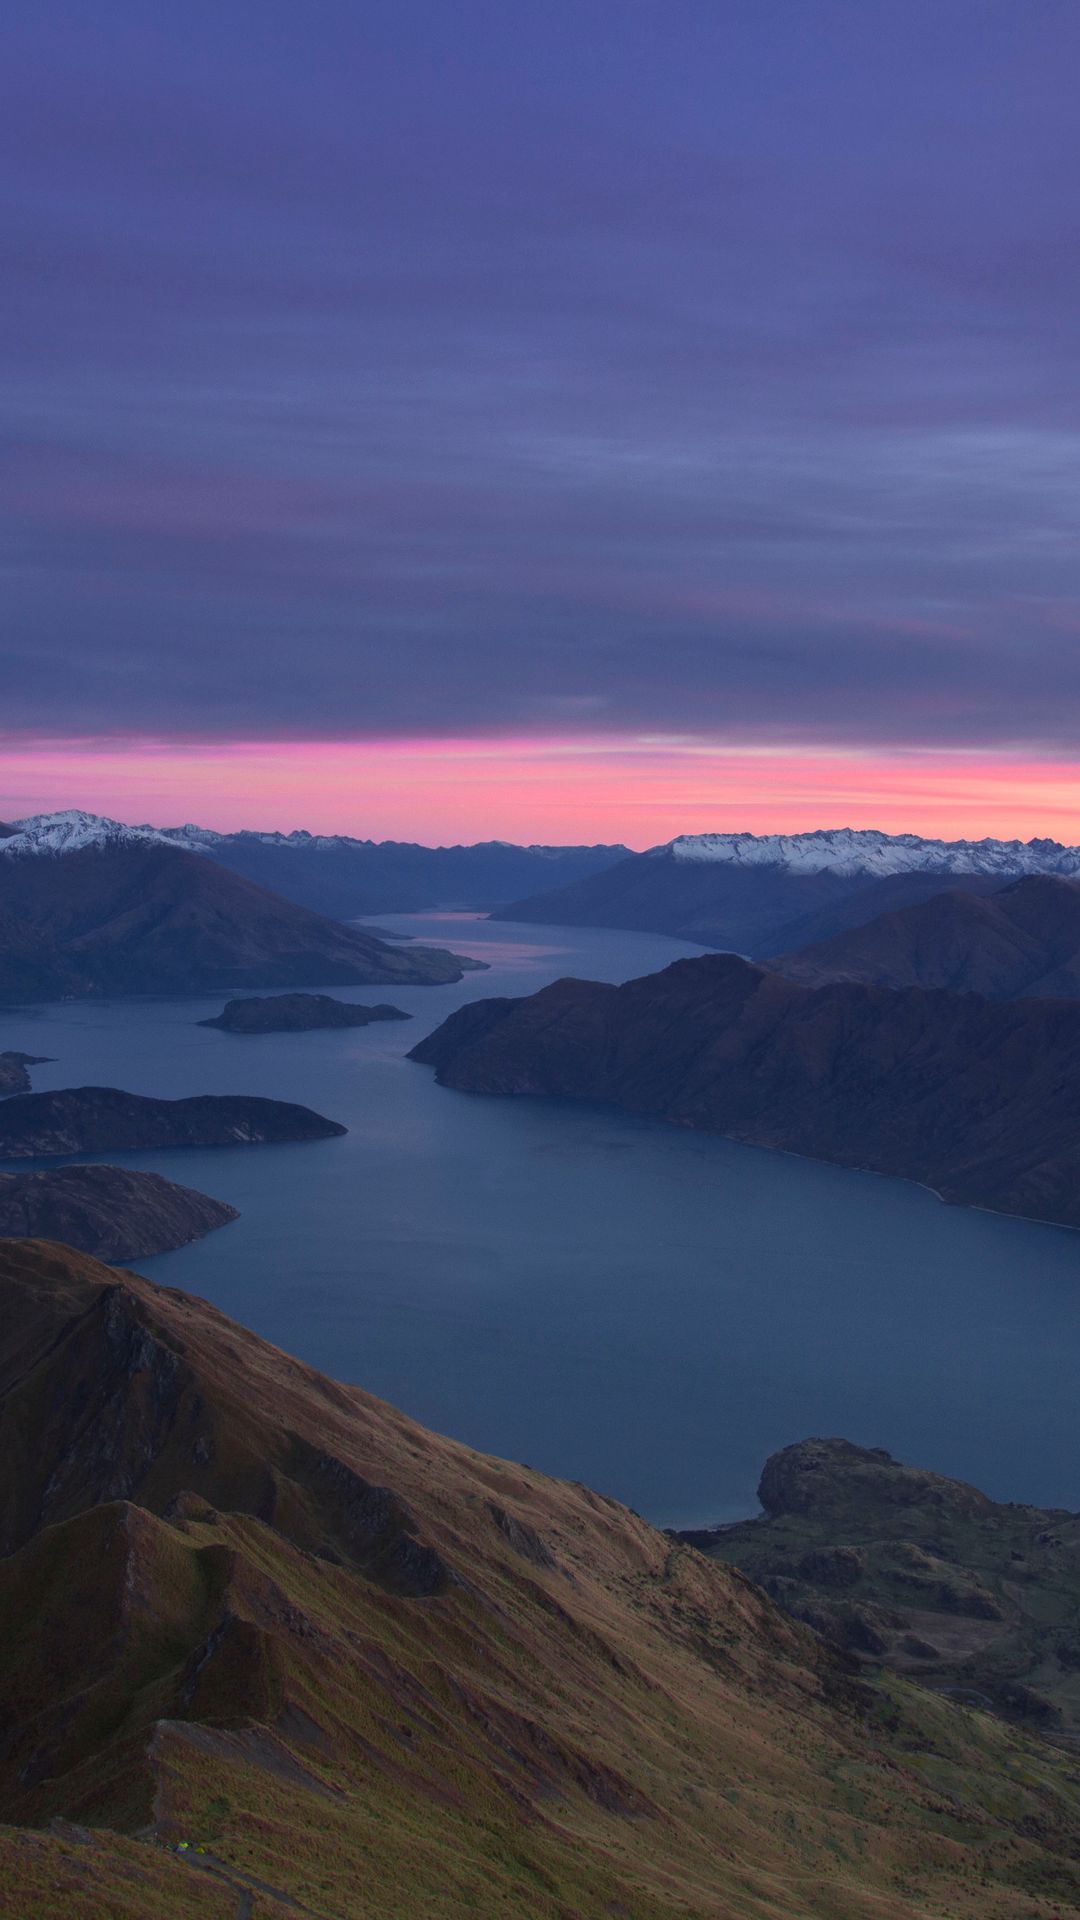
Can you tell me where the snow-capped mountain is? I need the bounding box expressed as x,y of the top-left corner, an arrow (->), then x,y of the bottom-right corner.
495,825 -> 1080,954
0,810 -> 174,857
662,828 -> 1080,879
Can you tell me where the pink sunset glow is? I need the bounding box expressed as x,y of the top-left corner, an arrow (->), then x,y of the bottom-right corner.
4,737 -> 1080,848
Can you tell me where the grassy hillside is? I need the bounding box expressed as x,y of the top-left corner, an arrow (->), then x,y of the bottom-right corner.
3,1240 -> 1080,1917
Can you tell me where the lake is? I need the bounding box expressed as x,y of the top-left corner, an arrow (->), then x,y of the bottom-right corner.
4,911 -> 1080,1529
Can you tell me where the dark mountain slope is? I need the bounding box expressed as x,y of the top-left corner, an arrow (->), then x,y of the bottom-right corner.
0,842 -> 480,1001
0,1165 -> 238,1261
3,1237 -> 1080,1918
410,951 -> 1080,1228
756,868 -> 1008,954
776,873 -> 1080,998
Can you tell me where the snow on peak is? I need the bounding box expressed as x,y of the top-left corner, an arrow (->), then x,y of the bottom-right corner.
0,811 -> 175,857
661,828 -> 1080,880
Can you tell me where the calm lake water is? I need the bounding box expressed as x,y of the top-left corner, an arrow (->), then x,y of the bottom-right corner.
4,912 -> 1080,1529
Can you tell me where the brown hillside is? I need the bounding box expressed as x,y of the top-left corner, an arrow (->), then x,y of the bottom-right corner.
3,1239 -> 1080,1917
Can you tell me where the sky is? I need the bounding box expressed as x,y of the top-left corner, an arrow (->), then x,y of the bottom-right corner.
4,1 -> 1080,845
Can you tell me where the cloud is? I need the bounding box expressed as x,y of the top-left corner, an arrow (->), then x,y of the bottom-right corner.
3,1 -> 1080,753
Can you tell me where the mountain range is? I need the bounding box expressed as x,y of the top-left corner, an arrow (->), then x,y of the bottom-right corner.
494,826 -> 1080,953
410,949 -> 1080,1229
3,1235 -> 1080,1918
0,820 -> 480,1001
19,813 -> 1080,972
2,810 -> 628,918
159,821 -> 629,916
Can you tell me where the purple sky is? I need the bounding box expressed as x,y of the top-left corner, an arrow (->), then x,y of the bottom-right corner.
4,1 -> 1080,757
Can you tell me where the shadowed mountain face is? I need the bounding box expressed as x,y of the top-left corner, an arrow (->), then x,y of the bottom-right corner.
0,1166 -> 238,1262
4,1237 -> 1080,1918
410,951 -> 1080,1228
776,874 -> 1080,998
495,848 -> 1010,954
0,842 -> 480,1002
682,1438 -> 1080,1734
0,1087 -> 346,1158
199,991 -> 410,1033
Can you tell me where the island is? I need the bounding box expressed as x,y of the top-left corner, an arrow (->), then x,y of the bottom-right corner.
0,1164 -> 239,1261
0,1051 -> 53,1096
0,1085 -> 347,1158
199,991 -> 411,1033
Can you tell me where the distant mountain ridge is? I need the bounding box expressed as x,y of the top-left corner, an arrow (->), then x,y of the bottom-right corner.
0,811 -> 629,919
494,826 -> 1080,952
661,826 -> 1080,878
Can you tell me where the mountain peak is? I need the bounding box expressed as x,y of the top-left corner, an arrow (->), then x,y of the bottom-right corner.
3,811 -> 173,858
662,827 -> 1080,879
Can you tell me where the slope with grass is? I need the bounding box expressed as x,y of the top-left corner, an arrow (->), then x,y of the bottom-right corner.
3,1238 -> 1080,1918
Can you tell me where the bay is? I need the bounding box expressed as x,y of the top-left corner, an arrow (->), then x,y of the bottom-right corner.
4,911 -> 1079,1528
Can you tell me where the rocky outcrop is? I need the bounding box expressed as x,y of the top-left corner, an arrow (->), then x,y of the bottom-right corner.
410,951 -> 1080,1230
0,1051 -> 51,1096
0,1165 -> 238,1261
757,1438 -> 993,1522
682,1437 -> 1080,1730
199,991 -> 410,1033
0,1086 -> 346,1158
